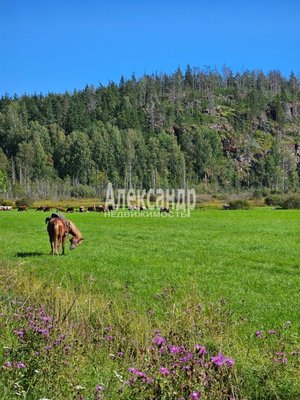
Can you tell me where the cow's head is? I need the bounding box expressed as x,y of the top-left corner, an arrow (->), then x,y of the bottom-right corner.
70,236 -> 84,250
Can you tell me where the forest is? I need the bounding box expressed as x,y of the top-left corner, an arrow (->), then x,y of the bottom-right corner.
0,65 -> 300,199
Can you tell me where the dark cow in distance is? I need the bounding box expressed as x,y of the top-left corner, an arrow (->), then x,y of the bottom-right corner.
160,207 -> 170,214
18,205 -> 28,212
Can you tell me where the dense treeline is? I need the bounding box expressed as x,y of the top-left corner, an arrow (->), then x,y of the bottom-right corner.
0,66 -> 300,199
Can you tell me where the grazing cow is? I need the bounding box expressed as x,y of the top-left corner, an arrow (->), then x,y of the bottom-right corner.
87,206 -> 95,212
79,206 -> 86,212
36,206 -> 45,211
0,205 -> 13,211
46,214 -> 84,255
107,205 -> 115,211
66,207 -> 74,213
160,207 -> 170,214
96,205 -> 106,212
18,205 -> 28,212
57,207 -> 66,212
43,206 -> 52,212
223,204 -> 230,210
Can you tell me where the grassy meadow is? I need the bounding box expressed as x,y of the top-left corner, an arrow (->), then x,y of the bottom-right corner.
0,207 -> 299,399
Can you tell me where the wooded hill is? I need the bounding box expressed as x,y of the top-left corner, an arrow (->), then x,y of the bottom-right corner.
0,66 -> 300,199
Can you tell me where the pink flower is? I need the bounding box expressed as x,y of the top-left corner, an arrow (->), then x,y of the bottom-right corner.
211,353 -> 225,367
190,391 -> 201,399
255,330 -> 263,339
225,357 -> 235,368
159,367 -> 170,375
153,334 -> 166,347
195,345 -> 207,356
16,362 -> 26,369
211,353 -> 234,368
168,345 -> 182,354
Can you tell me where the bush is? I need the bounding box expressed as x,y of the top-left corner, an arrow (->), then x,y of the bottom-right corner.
0,199 -> 14,206
228,199 -> 250,210
15,197 -> 34,208
281,195 -> 300,209
264,195 -> 283,206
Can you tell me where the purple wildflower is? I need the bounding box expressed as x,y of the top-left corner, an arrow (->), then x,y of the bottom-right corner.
268,329 -> 276,335
117,351 -> 124,357
180,352 -> 194,363
168,345 -> 182,354
255,330 -> 263,339
225,357 -> 235,368
211,353 -> 225,367
195,345 -> 207,356
14,329 -> 25,339
190,391 -> 201,399
3,361 -> 12,369
211,353 -> 234,368
129,368 -> 144,378
153,334 -> 166,347
159,367 -> 170,376
96,384 -> 104,392
16,362 -> 26,369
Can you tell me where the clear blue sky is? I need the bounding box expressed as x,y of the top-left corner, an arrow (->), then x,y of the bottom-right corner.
1,0 -> 300,96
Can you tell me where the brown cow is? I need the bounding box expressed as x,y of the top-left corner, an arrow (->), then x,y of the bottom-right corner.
46,215 -> 84,255
18,205 -> 28,212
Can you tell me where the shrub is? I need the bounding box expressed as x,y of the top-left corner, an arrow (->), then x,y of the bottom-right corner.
228,199 -> 250,210
15,197 -> 34,208
0,199 -> 14,206
281,195 -> 300,209
264,195 -> 283,206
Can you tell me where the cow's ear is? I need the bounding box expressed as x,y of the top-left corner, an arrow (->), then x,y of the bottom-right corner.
79,238 -> 84,243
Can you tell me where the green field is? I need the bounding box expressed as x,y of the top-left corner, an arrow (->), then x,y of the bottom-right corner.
0,208 -> 300,399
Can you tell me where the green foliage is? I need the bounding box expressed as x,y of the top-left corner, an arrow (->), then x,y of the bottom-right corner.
0,198 -> 14,206
0,169 -> 8,193
70,184 -> 96,198
0,67 -> 300,197
281,195 -> 300,209
228,199 -> 250,209
15,197 -> 34,208
265,194 -> 284,206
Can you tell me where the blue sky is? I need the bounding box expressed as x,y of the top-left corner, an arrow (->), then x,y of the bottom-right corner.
1,0 -> 300,96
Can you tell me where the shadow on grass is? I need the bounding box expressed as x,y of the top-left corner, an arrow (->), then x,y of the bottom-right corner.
15,252 -> 44,258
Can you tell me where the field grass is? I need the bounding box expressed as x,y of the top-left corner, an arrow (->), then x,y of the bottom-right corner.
0,208 -> 300,399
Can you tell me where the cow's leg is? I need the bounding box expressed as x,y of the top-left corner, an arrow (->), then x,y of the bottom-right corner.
50,240 -> 55,255
61,235 -> 67,255
54,237 -> 59,255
